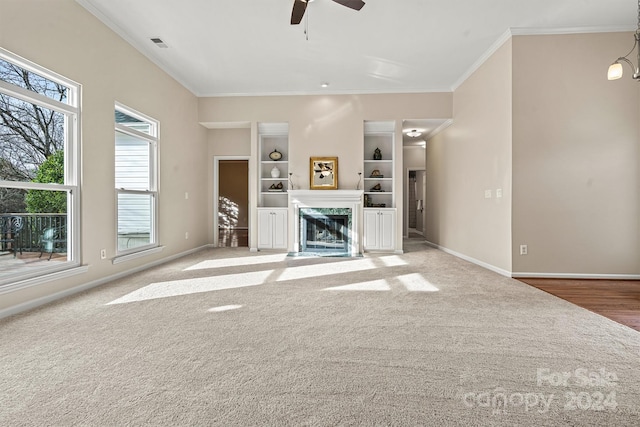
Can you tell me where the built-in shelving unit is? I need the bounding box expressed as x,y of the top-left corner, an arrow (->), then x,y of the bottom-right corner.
363,121 -> 396,252
258,123 -> 289,208
363,121 -> 394,209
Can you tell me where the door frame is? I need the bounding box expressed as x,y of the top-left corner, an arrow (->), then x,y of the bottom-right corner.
213,156 -> 250,247
404,167 -> 425,238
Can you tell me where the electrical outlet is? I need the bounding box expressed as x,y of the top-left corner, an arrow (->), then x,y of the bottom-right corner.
496,188 -> 503,198
185,232 -> 189,240
185,192 -> 189,200
520,245 -> 528,255
100,249 -> 107,259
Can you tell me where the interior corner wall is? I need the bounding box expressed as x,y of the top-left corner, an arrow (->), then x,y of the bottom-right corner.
198,92 -> 453,252
425,39 -> 513,273
512,33 -> 640,276
0,0 -> 208,313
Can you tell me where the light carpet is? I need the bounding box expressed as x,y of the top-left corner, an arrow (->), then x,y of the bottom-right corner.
1,239 -> 639,426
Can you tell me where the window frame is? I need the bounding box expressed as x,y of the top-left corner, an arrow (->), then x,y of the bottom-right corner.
114,102 -> 159,258
0,47 -> 82,290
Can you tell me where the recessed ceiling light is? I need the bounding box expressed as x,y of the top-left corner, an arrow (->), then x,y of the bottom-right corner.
406,129 -> 422,137
320,82 -> 329,88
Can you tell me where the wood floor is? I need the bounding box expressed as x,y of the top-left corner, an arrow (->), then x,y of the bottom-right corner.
519,278 -> 640,332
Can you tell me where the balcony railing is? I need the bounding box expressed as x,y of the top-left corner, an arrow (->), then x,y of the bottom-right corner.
0,213 -> 67,254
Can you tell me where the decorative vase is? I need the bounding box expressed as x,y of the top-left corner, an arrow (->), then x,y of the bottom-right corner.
271,166 -> 281,178
373,147 -> 382,160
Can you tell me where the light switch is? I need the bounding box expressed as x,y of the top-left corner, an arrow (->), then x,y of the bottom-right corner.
484,190 -> 492,199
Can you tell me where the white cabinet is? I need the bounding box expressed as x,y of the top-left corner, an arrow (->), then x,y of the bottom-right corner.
363,208 -> 395,251
258,208 -> 287,249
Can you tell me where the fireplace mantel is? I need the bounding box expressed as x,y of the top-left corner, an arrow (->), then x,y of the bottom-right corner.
288,190 -> 364,255
288,190 -> 364,206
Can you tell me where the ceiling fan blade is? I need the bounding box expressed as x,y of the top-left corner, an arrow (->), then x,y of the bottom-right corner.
331,0 -> 365,11
291,0 -> 308,25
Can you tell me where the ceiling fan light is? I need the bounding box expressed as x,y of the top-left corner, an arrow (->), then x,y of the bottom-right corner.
406,129 -> 422,138
608,62 -> 623,80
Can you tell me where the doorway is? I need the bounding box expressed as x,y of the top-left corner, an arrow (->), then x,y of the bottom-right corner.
407,169 -> 425,238
217,159 -> 249,247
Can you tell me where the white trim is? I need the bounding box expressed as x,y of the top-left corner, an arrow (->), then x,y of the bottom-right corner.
451,26 -> 638,92
451,29 -> 513,91
0,265 -> 88,295
509,25 -> 637,36
213,156 -> 251,248
425,240 -> 512,277
424,119 -> 453,141
0,80 -> 78,115
112,245 -> 163,264
512,272 -> 640,280
0,245 -> 209,320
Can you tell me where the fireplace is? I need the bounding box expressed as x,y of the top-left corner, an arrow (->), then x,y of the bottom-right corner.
288,190 -> 363,256
300,208 -> 350,255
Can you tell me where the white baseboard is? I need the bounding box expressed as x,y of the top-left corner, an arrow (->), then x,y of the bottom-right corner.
425,241 -> 512,277
424,241 -> 640,280
0,245 -> 210,320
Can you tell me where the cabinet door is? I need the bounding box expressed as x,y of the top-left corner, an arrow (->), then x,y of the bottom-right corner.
257,210 -> 274,249
363,209 -> 380,250
378,210 -> 395,251
272,210 -> 288,249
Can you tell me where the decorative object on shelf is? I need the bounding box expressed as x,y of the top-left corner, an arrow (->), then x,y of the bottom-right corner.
608,0 -> 640,81
370,183 -> 382,192
289,172 -> 294,190
269,149 -> 283,161
364,194 -> 370,207
357,172 -> 362,190
271,166 -> 281,178
370,169 -> 383,178
310,156 -> 338,190
268,182 -> 284,192
373,147 -> 382,160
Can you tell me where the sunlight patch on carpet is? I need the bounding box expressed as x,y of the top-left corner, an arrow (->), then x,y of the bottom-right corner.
108,255 -> 409,305
323,279 -> 391,291
397,273 -> 439,292
185,253 -> 287,271
208,305 -> 243,312
107,270 -> 274,305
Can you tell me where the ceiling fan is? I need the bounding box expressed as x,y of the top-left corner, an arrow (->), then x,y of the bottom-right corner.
291,0 -> 365,25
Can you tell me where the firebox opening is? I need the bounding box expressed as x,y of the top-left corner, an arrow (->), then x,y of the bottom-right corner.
299,208 -> 351,256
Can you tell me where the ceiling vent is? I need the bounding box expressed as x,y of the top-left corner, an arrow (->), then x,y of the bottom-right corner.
150,38 -> 168,48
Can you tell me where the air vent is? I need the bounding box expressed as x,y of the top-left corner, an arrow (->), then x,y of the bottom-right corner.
150,37 -> 168,48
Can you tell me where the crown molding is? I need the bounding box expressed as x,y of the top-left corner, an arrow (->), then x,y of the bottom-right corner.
451,25 -> 638,92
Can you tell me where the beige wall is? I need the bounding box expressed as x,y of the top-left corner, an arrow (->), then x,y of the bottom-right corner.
512,33 -> 640,275
199,93 -> 453,250
426,39 -> 513,273
0,0 -> 208,312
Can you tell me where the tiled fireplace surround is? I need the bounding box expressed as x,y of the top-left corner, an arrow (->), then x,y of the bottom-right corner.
288,190 -> 364,256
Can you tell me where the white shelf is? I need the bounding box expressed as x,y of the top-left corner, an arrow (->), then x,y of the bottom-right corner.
259,125 -> 289,208
363,121 -> 394,211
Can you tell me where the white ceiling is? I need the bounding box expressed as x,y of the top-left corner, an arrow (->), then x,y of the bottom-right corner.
77,0 -> 636,98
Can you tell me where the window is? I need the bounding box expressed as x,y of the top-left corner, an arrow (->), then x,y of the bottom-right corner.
115,104 -> 158,255
0,48 -> 80,287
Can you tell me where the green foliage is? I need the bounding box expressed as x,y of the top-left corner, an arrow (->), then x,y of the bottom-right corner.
25,150 -> 66,213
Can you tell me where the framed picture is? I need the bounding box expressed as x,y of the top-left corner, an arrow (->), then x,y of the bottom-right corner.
310,157 -> 338,190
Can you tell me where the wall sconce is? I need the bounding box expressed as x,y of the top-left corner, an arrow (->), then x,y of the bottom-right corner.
608,0 -> 640,81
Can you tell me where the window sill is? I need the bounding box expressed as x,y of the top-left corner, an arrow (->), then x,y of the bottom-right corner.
112,246 -> 164,265
0,264 -> 89,295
